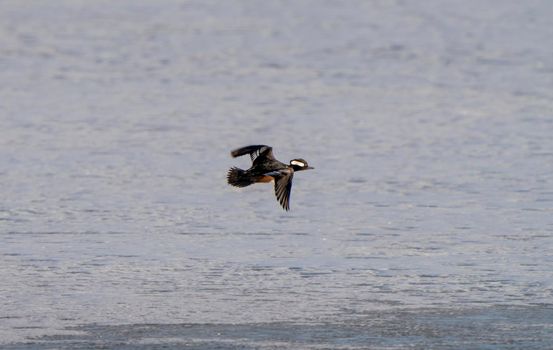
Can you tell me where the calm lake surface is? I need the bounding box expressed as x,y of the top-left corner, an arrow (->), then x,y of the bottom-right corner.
1,1 -> 553,348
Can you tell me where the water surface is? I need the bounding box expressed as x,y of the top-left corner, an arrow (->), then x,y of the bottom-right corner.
1,0 -> 552,348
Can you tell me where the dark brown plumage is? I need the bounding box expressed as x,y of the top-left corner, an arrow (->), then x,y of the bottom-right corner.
227,145 -> 313,211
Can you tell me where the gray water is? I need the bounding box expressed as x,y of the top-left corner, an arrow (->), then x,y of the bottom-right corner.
1,1 -> 553,348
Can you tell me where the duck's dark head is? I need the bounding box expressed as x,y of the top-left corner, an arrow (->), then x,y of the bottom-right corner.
289,158 -> 314,171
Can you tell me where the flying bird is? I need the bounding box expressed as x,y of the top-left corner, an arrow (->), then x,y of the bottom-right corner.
227,145 -> 313,211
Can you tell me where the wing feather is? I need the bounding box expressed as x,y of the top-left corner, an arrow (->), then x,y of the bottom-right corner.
271,168 -> 294,211
230,145 -> 275,164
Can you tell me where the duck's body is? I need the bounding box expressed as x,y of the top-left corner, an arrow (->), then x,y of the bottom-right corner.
227,145 -> 313,211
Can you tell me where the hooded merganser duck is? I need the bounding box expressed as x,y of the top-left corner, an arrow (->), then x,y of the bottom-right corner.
227,145 -> 314,211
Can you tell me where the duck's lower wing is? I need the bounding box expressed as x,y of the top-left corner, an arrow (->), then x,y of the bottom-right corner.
266,168 -> 294,211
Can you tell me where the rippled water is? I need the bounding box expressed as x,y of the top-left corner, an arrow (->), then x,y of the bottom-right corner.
1,0 -> 553,348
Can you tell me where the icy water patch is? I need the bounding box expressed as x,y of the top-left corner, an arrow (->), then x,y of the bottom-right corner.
6,307 -> 553,350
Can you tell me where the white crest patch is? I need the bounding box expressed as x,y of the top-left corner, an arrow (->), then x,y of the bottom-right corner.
291,160 -> 305,167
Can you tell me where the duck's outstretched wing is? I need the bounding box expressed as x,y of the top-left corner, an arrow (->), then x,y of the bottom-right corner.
230,145 -> 275,164
266,168 -> 294,211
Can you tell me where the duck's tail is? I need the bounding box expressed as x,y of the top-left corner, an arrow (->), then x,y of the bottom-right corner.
227,167 -> 254,187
